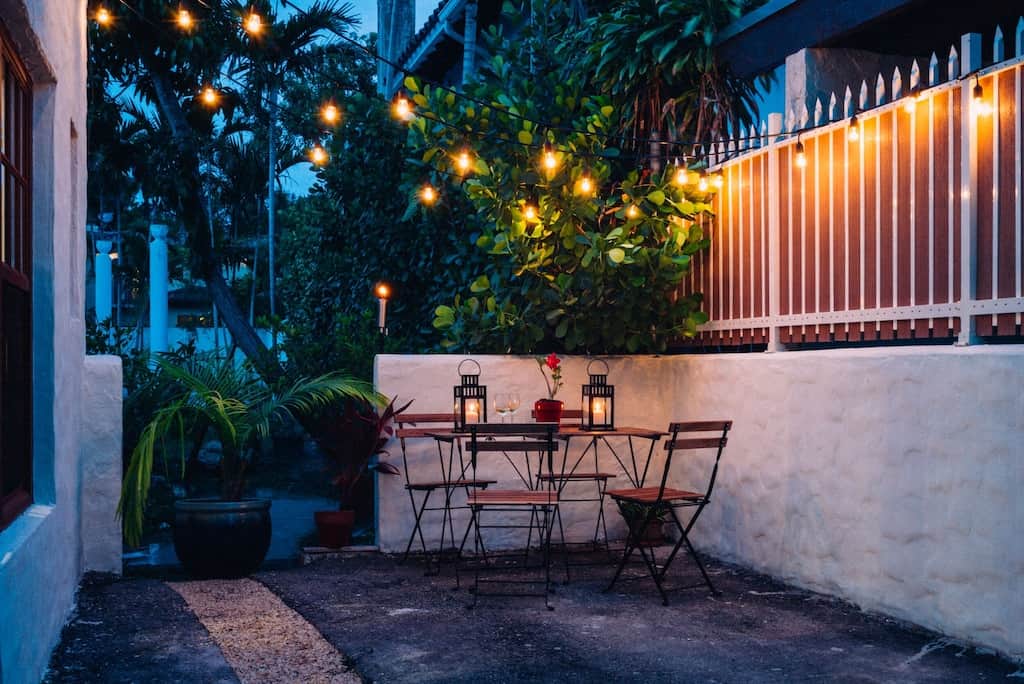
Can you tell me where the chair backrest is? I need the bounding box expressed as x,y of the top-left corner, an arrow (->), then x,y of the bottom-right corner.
467,423 -> 558,480
395,413 -> 456,483
655,421 -> 732,503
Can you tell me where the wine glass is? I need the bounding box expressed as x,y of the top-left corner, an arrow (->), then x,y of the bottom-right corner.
507,392 -> 521,423
493,393 -> 512,423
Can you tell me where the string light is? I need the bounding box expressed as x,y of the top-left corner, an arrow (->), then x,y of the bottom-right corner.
711,173 -> 724,190
392,95 -> 413,121
972,77 -> 992,116
200,86 -> 218,107
577,172 -> 594,195
523,198 -> 540,223
542,142 -> 558,171
794,137 -> 807,169
244,12 -> 263,35
672,166 -> 688,186
95,6 -> 113,26
698,172 -> 709,192
176,8 -> 194,30
309,144 -> 329,165
455,149 -> 473,174
321,103 -> 340,125
847,115 -> 860,143
419,183 -> 438,205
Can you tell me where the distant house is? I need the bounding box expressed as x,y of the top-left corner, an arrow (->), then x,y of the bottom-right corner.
0,3 -> 122,683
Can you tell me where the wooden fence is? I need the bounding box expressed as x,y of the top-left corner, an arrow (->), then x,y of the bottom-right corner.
687,24 -> 1024,348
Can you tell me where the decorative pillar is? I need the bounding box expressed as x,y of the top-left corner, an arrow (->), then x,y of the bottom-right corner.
94,240 -> 113,324
149,224 -> 169,353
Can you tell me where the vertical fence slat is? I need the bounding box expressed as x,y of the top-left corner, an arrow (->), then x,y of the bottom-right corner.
997,67 -> 1018,334
1017,63 -> 1023,327
959,33 -> 981,345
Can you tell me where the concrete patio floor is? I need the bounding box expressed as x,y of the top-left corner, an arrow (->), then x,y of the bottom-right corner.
46,550 -> 1017,683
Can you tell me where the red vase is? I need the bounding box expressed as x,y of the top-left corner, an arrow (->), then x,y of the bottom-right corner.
314,509 -> 355,548
533,398 -> 564,424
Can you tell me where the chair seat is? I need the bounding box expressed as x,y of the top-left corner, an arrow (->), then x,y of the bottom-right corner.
466,490 -> 559,506
406,478 -> 495,491
537,472 -> 616,481
607,486 -> 702,503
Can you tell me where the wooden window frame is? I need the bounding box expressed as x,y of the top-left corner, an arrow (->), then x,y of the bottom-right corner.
0,22 -> 33,532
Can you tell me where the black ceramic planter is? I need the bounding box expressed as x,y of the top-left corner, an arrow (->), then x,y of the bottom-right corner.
173,499 -> 272,578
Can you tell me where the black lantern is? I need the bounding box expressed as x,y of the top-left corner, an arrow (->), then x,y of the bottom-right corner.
581,359 -> 614,431
453,358 -> 487,431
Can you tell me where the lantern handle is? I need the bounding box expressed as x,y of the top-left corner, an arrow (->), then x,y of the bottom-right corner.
586,359 -> 610,376
458,358 -> 482,377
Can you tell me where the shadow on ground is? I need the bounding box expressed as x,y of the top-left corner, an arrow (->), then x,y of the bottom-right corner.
46,550 -> 1017,683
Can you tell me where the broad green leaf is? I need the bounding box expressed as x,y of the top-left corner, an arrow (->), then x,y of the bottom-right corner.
607,248 -> 625,264
470,275 -> 491,293
517,130 -> 533,145
403,76 -> 419,93
647,190 -> 666,205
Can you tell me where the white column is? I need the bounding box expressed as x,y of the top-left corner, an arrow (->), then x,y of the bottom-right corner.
94,240 -> 113,324
149,224 -> 169,353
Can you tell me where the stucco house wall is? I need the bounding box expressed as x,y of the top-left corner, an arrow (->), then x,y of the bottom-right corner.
0,3 -> 122,683
375,349 -> 1023,659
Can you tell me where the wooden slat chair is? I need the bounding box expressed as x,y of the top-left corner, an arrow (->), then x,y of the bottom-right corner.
396,413 -> 495,570
458,423 -> 566,609
532,409 -> 617,550
605,420 -> 732,605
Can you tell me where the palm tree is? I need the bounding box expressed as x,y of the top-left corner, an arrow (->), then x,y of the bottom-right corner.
118,354 -> 382,546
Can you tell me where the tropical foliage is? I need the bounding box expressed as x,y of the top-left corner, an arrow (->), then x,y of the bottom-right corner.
118,355 -> 382,546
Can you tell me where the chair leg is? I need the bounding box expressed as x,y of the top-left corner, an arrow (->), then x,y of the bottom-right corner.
554,506 -> 570,584
401,489 -> 433,564
605,505 -> 642,593
665,506 -> 718,595
541,505 -> 554,610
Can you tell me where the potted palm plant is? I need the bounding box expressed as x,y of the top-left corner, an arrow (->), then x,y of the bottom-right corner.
118,355 -> 382,578
311,397 -> 409,548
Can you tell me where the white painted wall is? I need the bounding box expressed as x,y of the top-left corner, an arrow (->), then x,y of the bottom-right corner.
0,3 -> 121,683
79,356 -> 123,574
375,348 -> 1024,658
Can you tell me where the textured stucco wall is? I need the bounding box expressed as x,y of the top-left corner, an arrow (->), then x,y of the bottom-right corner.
375,348 -> 1024,658
79,356 -> 123,574
0,3 -> 97,684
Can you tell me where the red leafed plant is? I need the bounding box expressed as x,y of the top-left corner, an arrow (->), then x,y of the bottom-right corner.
316,397 -> 411,509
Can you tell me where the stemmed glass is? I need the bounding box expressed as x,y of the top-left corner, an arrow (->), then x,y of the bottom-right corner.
493,393 -> 512,423
507,392 -> 521,423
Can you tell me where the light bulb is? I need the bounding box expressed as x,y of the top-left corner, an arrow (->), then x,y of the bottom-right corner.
419,184 -> 437,205
847,115 -> 860,143
542,143 -> 558,171
309,145 -> 329,165
973,80 -> 992,116
698,174 -> 709,192
795,140 -> 807,169
392,95 -> 413,121
455,150 -> 472,174
95,6 -> 112,25
200,87 -> 218,107
177,9 -> 193,30
244,12 -> 262,35
673,167 -> 688,186
321,104 -> 340,125
375,282 -> 391,299
523,203 -> 539,222
626,205 -> 640,219
578,175 -> 594,195
712,173 -> 724,189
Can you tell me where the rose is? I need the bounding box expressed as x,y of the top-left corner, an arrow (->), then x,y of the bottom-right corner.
536,354 -> 564,399
545,353 -> 560,370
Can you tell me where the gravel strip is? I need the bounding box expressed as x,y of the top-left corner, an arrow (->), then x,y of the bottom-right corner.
169,578 -> 360,684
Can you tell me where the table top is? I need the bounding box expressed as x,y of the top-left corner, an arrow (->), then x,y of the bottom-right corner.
397,425 -> 667,440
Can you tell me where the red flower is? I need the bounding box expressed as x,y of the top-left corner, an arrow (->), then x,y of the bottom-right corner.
545,353 -> 560,370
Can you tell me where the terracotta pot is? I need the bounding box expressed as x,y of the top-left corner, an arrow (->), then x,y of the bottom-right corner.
533,398 -> 563,424
314,509 -> 355,548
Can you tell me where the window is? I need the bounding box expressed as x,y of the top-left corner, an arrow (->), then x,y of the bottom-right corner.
0,25 -> 32,530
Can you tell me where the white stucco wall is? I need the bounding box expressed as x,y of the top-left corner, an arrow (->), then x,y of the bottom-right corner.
374,348 -> 1024,658
0,3 -> 118,684
79,355 -> 123,574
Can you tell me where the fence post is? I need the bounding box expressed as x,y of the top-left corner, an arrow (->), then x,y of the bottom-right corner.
957,33 -> 982,346
766,113 -> 784,352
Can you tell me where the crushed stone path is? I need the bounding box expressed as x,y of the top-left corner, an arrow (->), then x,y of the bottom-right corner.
169,578 -> 360,684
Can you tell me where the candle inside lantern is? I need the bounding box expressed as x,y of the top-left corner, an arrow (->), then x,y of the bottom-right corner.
466,399 -> 481,423
592,398 -> 606,424
375,282 -> 390,334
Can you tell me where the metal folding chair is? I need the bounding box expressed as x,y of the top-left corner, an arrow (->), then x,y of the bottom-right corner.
396,413 -> 495,572
605,420 -> 732,605
458,423 -> 566,609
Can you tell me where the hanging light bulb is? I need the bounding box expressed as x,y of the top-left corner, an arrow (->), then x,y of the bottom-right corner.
309,144 -> 329,166
419,184 -> 438,205
711,173 -> 724,190
847,115 -> 860,143
522,196 -> 540,223
973,77 -> 992,116
95,6 -> 113,26
321,103 -> 340,125
455,149 -> 473,174
626,204 -> 640,219
392,95 -> 413,121
794,138 -> 807,169
673,166 -> 688,186
176,8 -> 194,30
698,172 -> 709,192
542,142 -> 558,171
200,86 -> 219,107
577,172 -> 594,195
244,11 -> 263,35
